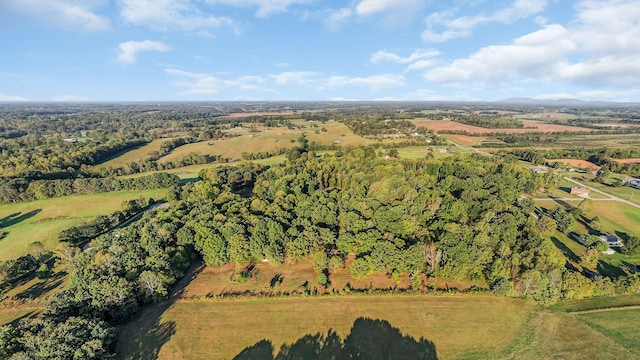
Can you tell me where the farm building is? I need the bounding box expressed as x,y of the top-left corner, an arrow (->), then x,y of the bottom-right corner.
600,235 -> 623,247
530,166 -> 548,174
570,187 -> 590,197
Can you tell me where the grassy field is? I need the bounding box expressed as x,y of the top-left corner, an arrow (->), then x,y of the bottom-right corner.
158,121 -> 406,165
585,181 -> 640,206
536,199 -> 640,277
96,139 -> 175,170
0,308 -> 37,326
117,294 -> 535,360
117,292 -> 640,360
576,308 -> 640,357
0,189 -> 167,260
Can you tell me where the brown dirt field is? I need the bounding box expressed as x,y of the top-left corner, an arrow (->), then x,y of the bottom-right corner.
546,159 -> 601,169
614,158 -> 640,164
220,112 -> 295,118
415,119 -> 594,134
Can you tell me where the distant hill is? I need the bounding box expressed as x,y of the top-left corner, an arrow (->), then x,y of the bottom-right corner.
495,97 -> 639,106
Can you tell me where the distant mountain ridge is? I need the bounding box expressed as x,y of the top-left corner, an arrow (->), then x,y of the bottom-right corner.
495,97 -> 639,106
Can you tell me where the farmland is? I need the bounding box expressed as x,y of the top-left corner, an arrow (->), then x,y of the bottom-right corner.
118,294 -> 535,360
546,159 -> 601,169
0,189 -> 167,260
2,102 -> 640,360
97,138 -> 176,170
413,119 -> 594,134
117,290 -> 640,360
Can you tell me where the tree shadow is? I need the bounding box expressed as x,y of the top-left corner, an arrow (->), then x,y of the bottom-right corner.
117,262 -> 205,359
16,278 -> 64,299
615,231 -> 630,242
551,237 -> 579,263
233,317 -> 438,360
0,209 -> 41,229
596,260 -> 626,278
270,274 -> 283,288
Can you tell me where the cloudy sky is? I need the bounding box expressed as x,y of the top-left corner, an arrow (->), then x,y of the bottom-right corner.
1,0 -> 639,102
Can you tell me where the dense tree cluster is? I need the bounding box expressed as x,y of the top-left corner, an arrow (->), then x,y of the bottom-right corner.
1,202 -> 192,359
0,173 -> 179,203
450,115 -> 524,129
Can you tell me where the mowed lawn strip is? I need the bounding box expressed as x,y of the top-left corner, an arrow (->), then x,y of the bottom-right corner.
0,189 -> 167,260
117,294 -> 534,360
488,311 -> 635,360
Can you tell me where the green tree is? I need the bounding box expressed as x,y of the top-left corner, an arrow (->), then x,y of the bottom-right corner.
621,235 -> 640,255
350,257 -> 373,280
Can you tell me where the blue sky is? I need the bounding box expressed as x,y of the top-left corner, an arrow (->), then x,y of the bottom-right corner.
1,0 -> 639,102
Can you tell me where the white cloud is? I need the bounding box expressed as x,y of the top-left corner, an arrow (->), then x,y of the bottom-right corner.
425,24 -> 576,84
424,0 -> 640,93
324,8 -> 352,32
1,0 -> 109,31
326,74 -> 405,90
422,0 -> 548,42
269,71 -> 320,85
0,94 -> 28,101
165,68 -> 270,95
355,0 -> 421,16
405,59 -> 439,72
119,0 -> 234,33
117,41 -> 170,64
355,0 -> 423,26
205,0 -> 310,18
370,49 -> 439,64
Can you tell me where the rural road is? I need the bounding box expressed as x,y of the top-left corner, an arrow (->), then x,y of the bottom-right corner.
563,177 -> 640,209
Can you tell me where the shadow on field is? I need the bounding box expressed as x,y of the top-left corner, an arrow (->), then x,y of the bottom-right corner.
0,209 -> 41,229
117,262 -> 205,360
551,237 -> 579,264
233,317 -> 438,360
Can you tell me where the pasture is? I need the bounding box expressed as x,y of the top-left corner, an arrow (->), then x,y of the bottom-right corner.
97,138 -> 175,170
0,189 -> 167,260
117,294 -> 535,360
157,121 -> 404,164
576,308 -> 640,356
116,291 -> 640,360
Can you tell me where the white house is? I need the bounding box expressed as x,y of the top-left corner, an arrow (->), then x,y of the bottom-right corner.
600,235 -> 623,247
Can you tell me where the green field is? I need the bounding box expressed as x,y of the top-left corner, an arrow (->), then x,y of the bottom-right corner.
97,138 -> 175,170
576,308 -> 640,357
118,295 -> 535,360
158,121 -> 405,164
0,189 -> 167,260
536,199 -> 640,277
117,293 -> 640,360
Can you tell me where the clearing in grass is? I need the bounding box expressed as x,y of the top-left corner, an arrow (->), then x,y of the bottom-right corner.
0,189 -> 167,260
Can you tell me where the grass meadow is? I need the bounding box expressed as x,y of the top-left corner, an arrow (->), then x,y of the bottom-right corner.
0,189 -> 167,260
117,291 -> 640,360
117,294 -> 535,360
